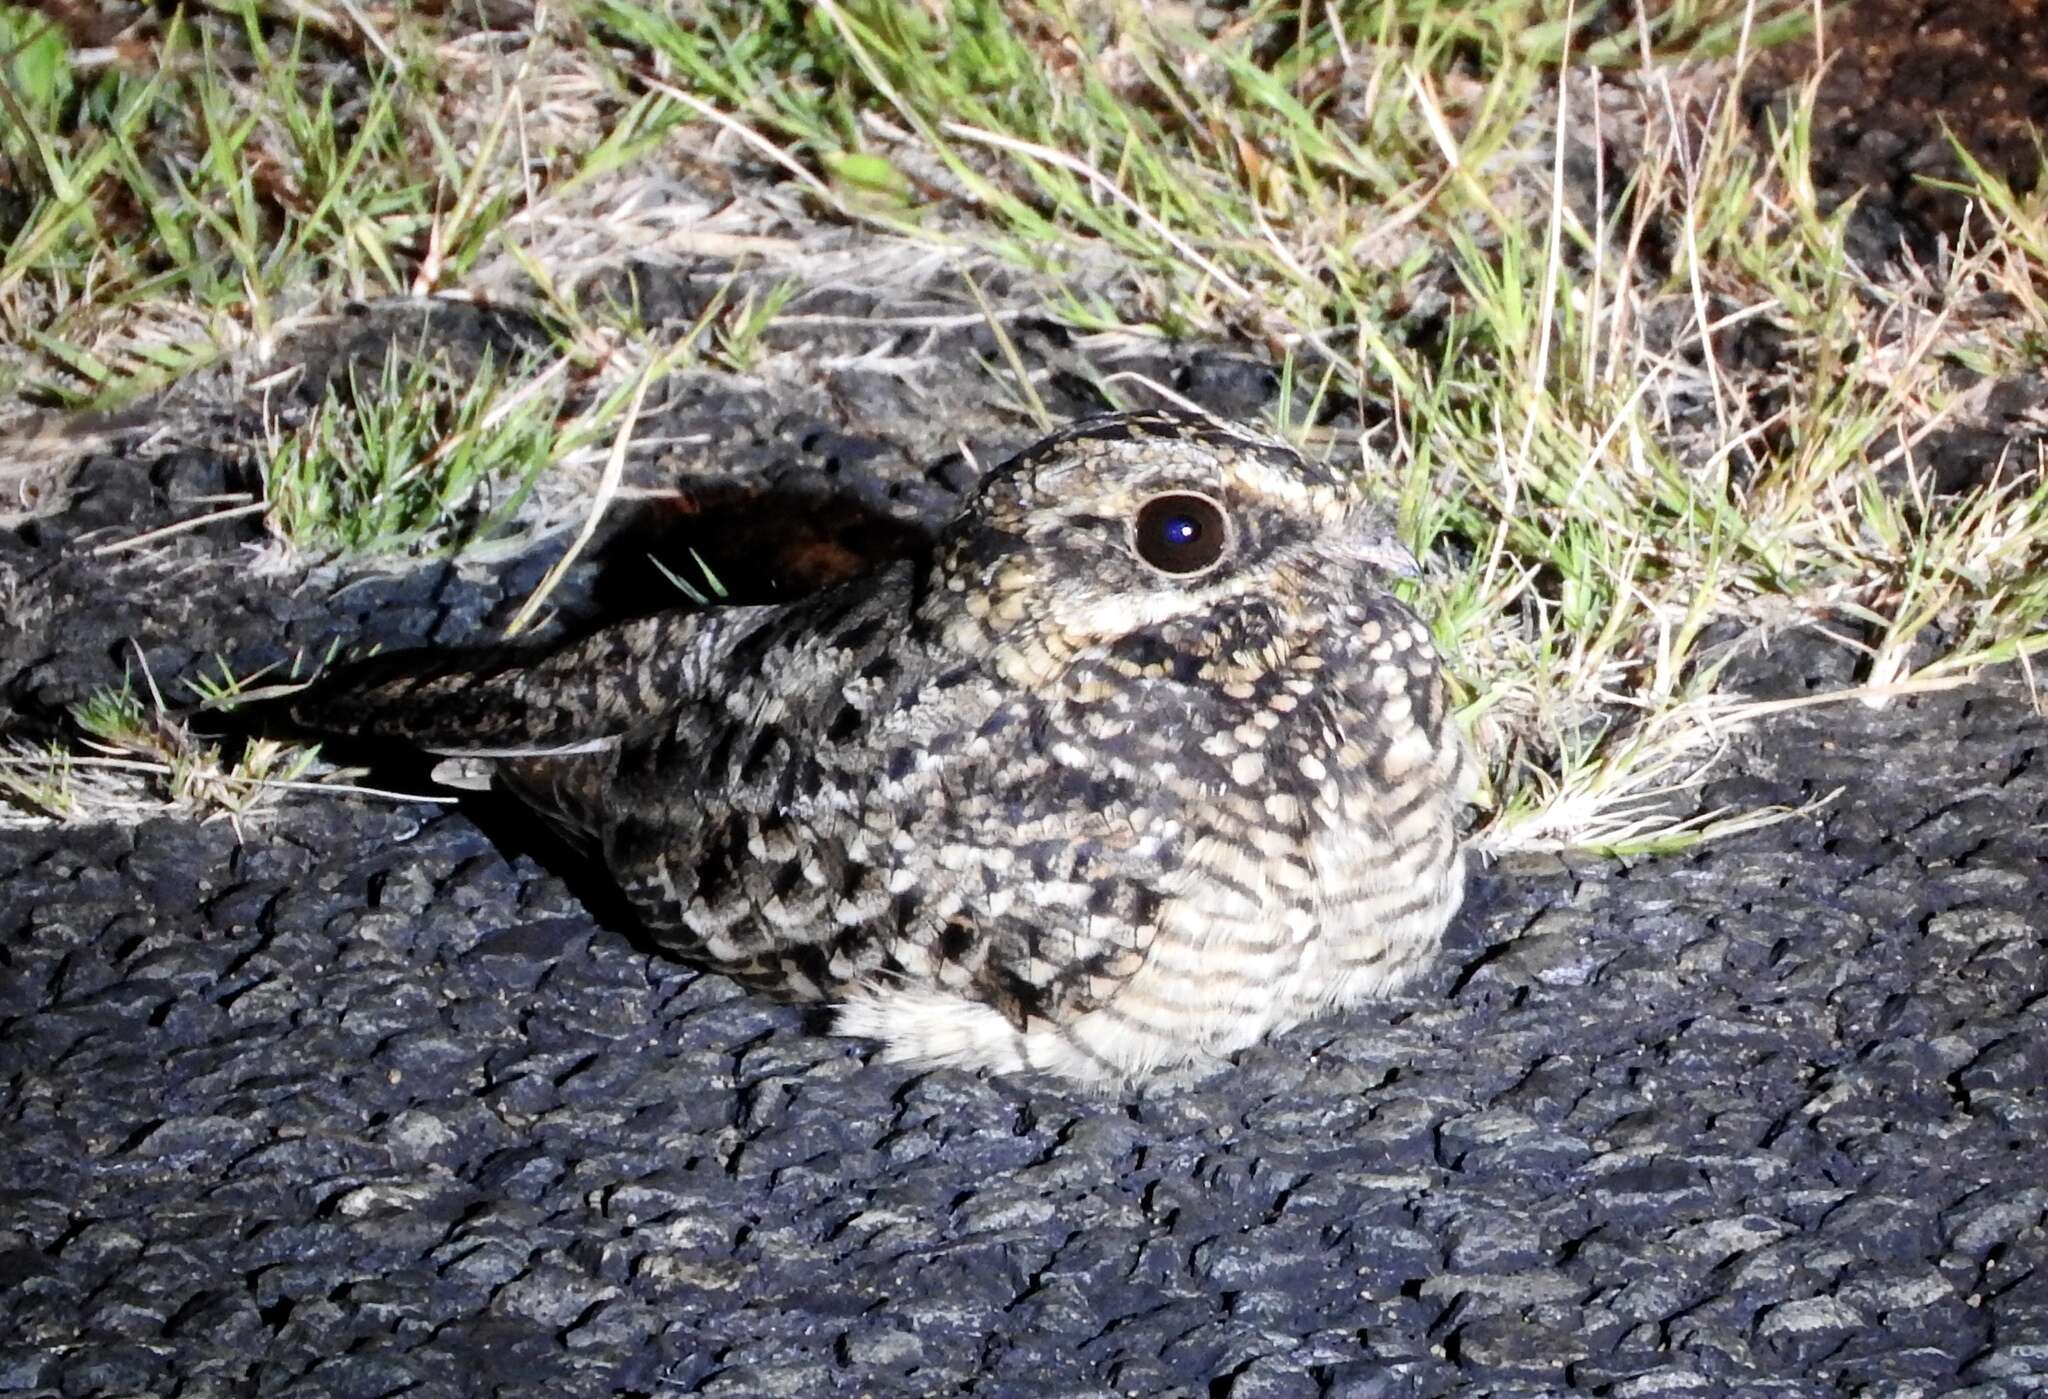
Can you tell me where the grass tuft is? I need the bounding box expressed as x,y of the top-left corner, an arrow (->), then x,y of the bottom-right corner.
5,0 -> 2046,854
0,676 -> 318,831
260,344 -> 567,558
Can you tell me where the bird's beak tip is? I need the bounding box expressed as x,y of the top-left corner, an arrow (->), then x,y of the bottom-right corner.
1364,537 -> 1424,580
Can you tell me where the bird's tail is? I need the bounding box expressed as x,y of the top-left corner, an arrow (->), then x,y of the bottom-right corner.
288,610 -> 728,756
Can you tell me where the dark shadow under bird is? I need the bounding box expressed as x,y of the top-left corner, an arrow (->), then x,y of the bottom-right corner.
291,410 -> 1477,1084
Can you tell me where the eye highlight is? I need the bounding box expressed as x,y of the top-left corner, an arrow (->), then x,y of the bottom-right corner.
1131,492 -> 1230,576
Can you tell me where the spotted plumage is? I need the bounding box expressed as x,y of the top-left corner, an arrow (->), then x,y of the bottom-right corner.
294,411 -> 1477,1083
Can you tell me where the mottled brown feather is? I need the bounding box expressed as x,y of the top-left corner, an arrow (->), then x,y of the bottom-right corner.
293,411 -> 1476,1083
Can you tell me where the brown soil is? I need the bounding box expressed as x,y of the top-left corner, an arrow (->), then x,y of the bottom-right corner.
1749,0 -> 2048,257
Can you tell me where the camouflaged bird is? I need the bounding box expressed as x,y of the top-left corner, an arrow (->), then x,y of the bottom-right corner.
295,411 -> 1477,1084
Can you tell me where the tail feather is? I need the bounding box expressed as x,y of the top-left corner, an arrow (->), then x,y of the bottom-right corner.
290,606 -> 768,753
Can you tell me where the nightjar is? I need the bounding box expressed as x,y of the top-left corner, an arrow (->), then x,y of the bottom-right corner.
294,411 -> 1477,1083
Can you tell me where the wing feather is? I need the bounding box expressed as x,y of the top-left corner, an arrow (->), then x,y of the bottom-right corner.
290,605 -> 782,753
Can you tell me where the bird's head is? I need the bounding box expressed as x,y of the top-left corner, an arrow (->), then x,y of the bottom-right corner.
926,411 -> 1423,691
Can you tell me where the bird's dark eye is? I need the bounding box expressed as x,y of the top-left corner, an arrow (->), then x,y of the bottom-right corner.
1131,492 -> 1230,576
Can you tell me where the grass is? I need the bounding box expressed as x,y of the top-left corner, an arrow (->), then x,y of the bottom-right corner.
260,341 -> 567,557
2,0 -> 2044,851
0,653 -> 458,831
0,672 -> 317,830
